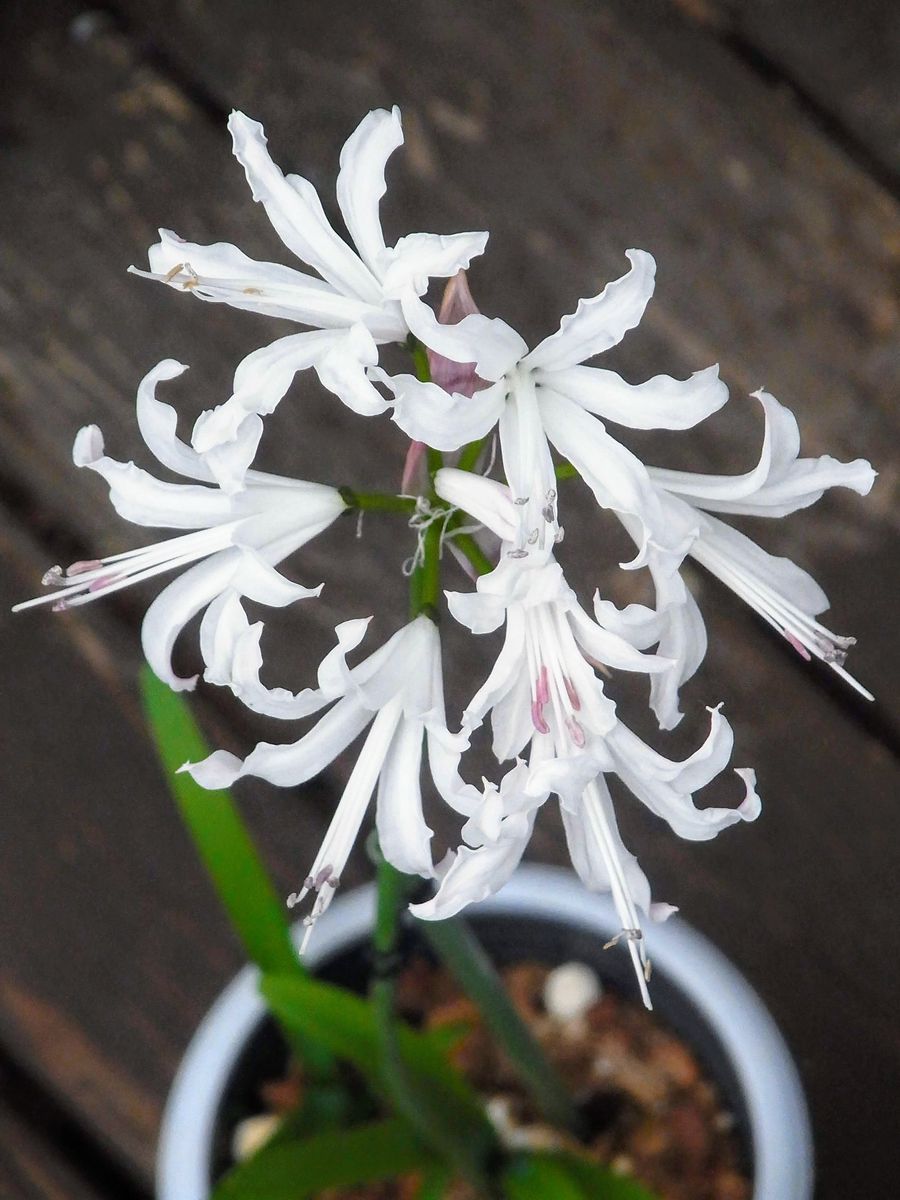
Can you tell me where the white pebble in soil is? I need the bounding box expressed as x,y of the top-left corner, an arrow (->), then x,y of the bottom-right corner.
542,961 -> 602,1022
231,1112 -> 282,1162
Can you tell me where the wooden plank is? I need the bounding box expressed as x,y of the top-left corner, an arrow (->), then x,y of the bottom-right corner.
0,4 -> 899,1197
669,0 -> 900,189
0,505 -> 345,1185
0,1098 -> 115,1200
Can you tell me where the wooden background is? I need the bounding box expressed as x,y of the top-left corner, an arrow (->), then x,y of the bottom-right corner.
1,1 -> 898,1196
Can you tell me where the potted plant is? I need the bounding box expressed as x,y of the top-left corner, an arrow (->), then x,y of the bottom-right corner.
17,98 -> 873,1200
152,850 -> 813,1199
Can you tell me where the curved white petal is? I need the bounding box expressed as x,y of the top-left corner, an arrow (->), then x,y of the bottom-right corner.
523,249 -> 656,372
435,468 -> 518,543
141,549 -> 244,691
73,425 -> 235,529
446,585 -> 508,636
463,609 -> 528,736
336,106 -> 404,275
647,390 -> 799,507
192,330 -> 344,456
692,515 -> 830,616
560,783 -> 652,917
381,231 -> 489,298
137,229 -> 375,326
540,389 -> 666,542
399,291 -> 527,382
542,363 -> 728,430
376,715 -> 434,877
567,606 -> 671,674
236,694 -> 373,787
134,359 -> 215,482
228,112 -> 382,304
315,325 -> 389,416
378,370 -> 506,451
180,749 -> 245,790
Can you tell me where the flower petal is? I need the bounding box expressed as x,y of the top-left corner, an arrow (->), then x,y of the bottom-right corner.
381,231 -> 489,298
539,389 -> 666,543
134,229 -> 376,327
523,250 -> 656,372
228,112 -> 382,303
336,106 -> 404,275
435,468 -> 518,542
568,605 -> 671,674
73,425 -> 235,529
315,325 -> 389,416
231,694 -> 373,787
376,715 -> 435,877
542,363 -> 728,430
141,548 -> 244,691
399,291 -> 527,382
378,371 -> 506,451
134,359 -> 215,482
191,330 -> 345,456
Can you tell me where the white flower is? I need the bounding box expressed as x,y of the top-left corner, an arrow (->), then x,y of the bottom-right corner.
427,468 -> 759,1004
377,250 -> 728,560
599,390 -> 877,720
182,613 -> 471,945
131,108 -> 488,490
13,361 -> 345,691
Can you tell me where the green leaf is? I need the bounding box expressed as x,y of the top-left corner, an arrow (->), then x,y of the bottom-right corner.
212,1118 -> 435,1200
501,1153 -> 586,1200
262,971 -> 497,1176
502,1152 -> 659,1200
140,670 -> 336,1078
262,973 -> 488,1110
140,667 -> 300,977
416,1162 -> 454,1199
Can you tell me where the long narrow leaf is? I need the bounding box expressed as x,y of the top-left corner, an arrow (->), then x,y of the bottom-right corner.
212,1118 -> 435,1200
503,1152 -> 658,1200
262,973 -> 496,1149
140,667 -> 300,977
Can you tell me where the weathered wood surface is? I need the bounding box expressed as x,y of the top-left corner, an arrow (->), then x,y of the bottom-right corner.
674,0 -> 900,189
0,1 -> 898,1196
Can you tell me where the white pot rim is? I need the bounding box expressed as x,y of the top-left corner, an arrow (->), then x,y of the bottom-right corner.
157,864 -> 813,1200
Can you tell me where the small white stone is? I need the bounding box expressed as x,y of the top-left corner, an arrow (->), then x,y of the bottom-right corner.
231,1112 -> 281,1162
542,961 -> 601,1022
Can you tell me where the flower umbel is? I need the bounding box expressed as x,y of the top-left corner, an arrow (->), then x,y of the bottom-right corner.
15,103 -> 877,1009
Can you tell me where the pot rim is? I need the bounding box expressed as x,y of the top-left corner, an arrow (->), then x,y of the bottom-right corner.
156,864 -> 813,1200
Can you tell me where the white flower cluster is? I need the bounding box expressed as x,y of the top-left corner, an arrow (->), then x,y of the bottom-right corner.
17,108 -> 875,1004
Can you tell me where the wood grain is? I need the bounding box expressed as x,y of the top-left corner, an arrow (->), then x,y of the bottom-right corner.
670,0 -> 900,188
0,2 -> 898,1196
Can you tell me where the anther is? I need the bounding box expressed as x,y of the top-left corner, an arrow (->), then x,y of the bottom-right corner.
42,566 -> 65,587
603,928 -> 643,950
507,549 -> 528,560
163,262 -> 184,283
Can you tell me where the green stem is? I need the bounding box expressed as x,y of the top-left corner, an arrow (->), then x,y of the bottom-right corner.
457,437 -> 487,474
371,855 -> 494,1195
449,528 -> 495,578
340,487 -> 417,515
418,918 -> 585,1139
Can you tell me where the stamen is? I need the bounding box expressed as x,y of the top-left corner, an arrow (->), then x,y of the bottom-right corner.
163,262 -> 184,283
41,566 -> 65,587
530,700 -> 550,735
603,928 -> 643,951
535,665 -> 550,706
563,676 -> 581,711
566,717 -> 586,748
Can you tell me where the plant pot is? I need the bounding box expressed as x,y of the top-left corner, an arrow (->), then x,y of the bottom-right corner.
156,864 -> 813,1200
